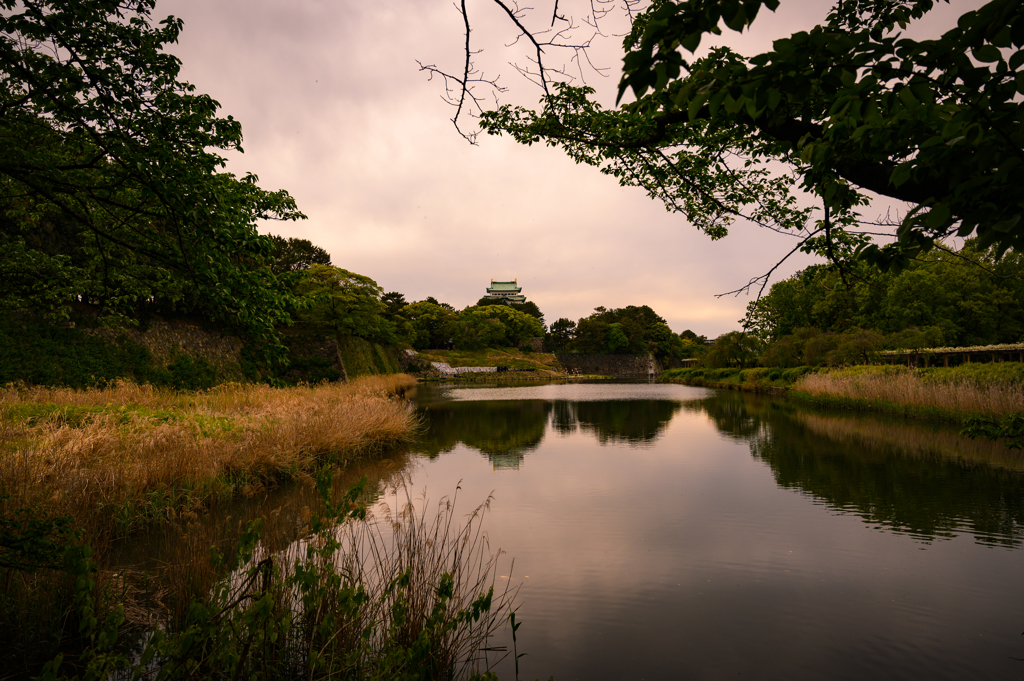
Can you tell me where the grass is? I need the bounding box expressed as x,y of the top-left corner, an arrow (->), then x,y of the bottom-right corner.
415,348 -> 563,375
0,375 -> 418,545
27,473 -> 517,680
0,374 -> 524,679
794,364 -> 1024,421
661,366 -> 816,389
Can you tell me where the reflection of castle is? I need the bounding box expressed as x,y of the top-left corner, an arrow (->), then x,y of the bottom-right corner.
486,451 -> 526,471
485,279 -> 526,303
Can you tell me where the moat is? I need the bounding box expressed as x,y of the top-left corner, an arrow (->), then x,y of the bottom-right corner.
397,380 -> 1024,681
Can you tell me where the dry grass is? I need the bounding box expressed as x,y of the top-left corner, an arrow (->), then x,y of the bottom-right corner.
237,483 -> 520,679
794,366 -> 1024,419
0,375 -> 419,542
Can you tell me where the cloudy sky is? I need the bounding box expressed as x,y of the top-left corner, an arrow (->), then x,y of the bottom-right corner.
156,0 -> 970,338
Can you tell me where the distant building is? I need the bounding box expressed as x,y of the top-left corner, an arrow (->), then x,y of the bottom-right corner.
485,279 -> 526,303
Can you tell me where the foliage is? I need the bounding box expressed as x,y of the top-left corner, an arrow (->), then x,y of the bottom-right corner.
475,0 -> 1024,272
704,331 -> 759,368
423,297 -> 456,312
0,315 -> 161,387
962,413 -> 1024,450
400,301 -> 459,350
267,234 -> 331,275
381,291 -> 408,318
0,0 -> 304,341
292,265 -> 397,345
746,241 -> 1024,365
546,317 -> 576,352
474,298 -> 546,327
566,304 -> 686,358
452,305 -> 545,351
35,473 -> 515,680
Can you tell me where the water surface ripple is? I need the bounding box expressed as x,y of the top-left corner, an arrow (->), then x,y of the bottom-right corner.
403,382 -> 1024,681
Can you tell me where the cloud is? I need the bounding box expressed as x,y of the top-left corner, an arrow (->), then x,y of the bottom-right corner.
158,0 -> 964,336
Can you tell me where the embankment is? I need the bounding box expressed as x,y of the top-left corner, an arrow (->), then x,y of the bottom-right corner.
662,364 -> 1024,424
0,313 -> 403,388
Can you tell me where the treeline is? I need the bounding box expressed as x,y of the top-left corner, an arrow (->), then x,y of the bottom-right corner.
261,238 -> 546,353
702,241 -> 1024,368
546,305 -> 704,363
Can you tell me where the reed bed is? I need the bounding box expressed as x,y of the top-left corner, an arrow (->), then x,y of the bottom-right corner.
0,375 -> 419,542
63,478 -> 517,681
794,366 -> 1024,419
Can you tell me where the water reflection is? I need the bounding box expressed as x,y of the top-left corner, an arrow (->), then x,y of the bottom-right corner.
683,391 -> 1024,546
417,400 -> 550,468
408,382 -> 1024,681
419,384 -> 1024,546
551,400 -> 682,445
417,392 -> 684,468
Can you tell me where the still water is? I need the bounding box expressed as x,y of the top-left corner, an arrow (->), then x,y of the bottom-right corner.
399,381 -> 1024,681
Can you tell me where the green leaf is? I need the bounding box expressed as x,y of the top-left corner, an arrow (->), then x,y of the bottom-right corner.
972,44 -> 1003,63
897,86 -> 920,111
688,92 -> 709,121
890,162 -> 913,187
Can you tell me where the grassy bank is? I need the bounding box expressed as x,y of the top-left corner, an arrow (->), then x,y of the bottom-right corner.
662,363 -> 1024,424
0,375 -> 418,544
1,375 -> 523,679
792,364 -> 1024,422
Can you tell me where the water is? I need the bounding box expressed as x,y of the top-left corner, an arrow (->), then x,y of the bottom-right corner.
398,381 -> 1024,681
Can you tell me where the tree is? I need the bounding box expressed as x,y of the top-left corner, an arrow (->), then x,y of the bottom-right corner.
400,301 -> 458,349
381,291 -> 408,318
747,240 -> 1024,349
0,0 -> 303,342
547,317 -> 577,352
705,331 -> 759,368
452,305 -> 545,350
267,235 -> 331,275
423,296 -> 456,312
429,0 -> 1024,288
292,265 -> 395,344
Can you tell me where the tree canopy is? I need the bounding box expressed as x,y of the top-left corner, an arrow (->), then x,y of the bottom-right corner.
746,240 -> 1024,364
429,0 -> 1024,284
1,0 -> 303,341
550,304 -> 688,359
291,265 -> 396,345
268,235 -> 331,275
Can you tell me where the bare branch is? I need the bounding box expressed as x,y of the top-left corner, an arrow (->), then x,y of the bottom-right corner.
716,228 -> 824,301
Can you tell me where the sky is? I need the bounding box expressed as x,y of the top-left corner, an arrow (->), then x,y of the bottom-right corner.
155,0 -> 972,338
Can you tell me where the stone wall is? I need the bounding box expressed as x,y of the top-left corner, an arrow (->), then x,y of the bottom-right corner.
555,353 -> 660,378
87,318 -> 245,377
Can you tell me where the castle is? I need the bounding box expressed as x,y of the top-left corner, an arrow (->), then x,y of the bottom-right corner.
484,279 -> 526,303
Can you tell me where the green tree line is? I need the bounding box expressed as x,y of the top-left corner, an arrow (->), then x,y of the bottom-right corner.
546,305 -> 703,363
696,241 -> 1024,369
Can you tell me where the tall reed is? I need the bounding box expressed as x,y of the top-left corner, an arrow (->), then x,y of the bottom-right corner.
0,376 -> 419,543
794,366 -> 1024,419
50,476 -> 517,681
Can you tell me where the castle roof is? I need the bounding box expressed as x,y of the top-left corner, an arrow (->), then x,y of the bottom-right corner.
487,279 -> 521,293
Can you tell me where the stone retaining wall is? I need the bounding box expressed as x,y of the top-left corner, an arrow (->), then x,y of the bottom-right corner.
87,319 -> 245,376
555,353 -> 660,378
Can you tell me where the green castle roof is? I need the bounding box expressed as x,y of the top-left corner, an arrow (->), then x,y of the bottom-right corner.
487,279 -> 521,293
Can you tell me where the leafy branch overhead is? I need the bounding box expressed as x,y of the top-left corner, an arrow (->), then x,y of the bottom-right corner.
429,0 -> 1024,275
1,0 -> 304,341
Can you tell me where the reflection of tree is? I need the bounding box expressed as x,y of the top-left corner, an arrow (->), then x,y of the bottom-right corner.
553,401 -> 682,445
679,392 -> 776,442
688,392 -> 1024,546
415,400 -> 550,468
